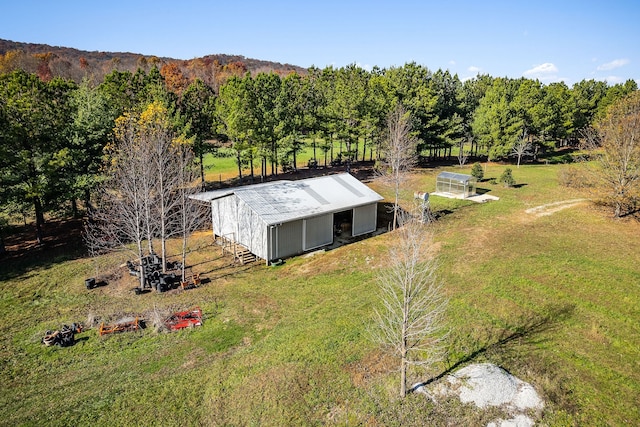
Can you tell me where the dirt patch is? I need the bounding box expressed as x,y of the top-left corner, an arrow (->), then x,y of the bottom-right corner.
346,349 -> 396,388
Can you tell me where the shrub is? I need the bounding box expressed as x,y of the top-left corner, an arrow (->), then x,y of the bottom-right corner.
558,166 -> 592,189
471,162 -> 484,181
499,168 -> 515,187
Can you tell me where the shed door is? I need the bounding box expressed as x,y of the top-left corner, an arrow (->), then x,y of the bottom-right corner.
303,214 -> 333,250
352,204 -> 377,236
274,220 -> 303,259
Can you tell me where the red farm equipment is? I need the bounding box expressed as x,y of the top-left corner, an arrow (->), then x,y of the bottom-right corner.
98,317 -> 143,336
163,307 -> 203,331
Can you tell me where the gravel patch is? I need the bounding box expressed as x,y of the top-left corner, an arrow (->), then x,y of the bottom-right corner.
487,414 -> 536,427
420,363 -> 544,426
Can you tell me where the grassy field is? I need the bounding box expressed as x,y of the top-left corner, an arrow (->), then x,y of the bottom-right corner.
202,140 -> 374,183
1,161 -> 639,426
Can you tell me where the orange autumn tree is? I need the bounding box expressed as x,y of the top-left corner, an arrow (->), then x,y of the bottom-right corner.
161,62 -> 190,95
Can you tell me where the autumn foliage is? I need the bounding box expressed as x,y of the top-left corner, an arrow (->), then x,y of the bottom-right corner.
0,39 -> 304,86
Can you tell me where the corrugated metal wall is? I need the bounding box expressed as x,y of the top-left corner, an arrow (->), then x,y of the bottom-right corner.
274,220 -> 303,259
237,199 -> 267,260
352,204 -> 377,236
213,197 -> 378,262
303,214 -> 333,250
212,196 -> 238,239
212,196 -> 268,260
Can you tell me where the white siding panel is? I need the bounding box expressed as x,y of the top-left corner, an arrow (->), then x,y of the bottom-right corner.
303,214 -> 333,250
352,204 -> 377,236
212,196 -> 238,239
276,220 -> 303,259
236,199 -> 267,260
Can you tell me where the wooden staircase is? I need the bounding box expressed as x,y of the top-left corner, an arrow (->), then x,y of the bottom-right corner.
234,247 -> 257,264
217,234 -> 257,264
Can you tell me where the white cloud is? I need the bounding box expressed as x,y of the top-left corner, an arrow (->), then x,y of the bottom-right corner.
523,63 -> 558,77
460,66 -> 483,82
355,62 -> 372,71
449,60 -> 456,66
597,58 -> 629,71
596,75 -> 624,84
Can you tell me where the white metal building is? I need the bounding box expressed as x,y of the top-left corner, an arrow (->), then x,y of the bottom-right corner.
191,173 -> 384,263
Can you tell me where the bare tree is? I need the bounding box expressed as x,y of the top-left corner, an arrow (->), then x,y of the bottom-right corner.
457,139 -> 469,167
378,104 -> 418,230
85,112 -> 150,288
583,92 -> 640,218
511,129 -> 533,168
371,213 -> 448,398
172,137 -> 209,282
85,102 -> 203,289
143,104 -> 180,271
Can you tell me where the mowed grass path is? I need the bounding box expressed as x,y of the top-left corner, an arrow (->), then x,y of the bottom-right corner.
0,162 -> 638,425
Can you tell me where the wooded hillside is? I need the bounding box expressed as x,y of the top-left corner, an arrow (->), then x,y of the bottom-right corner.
0,38 -> 305,85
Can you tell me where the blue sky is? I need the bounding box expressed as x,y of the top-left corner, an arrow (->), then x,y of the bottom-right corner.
1,0 -> 638,85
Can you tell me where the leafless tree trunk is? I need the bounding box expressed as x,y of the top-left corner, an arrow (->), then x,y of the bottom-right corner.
457,139 -> 469,167
370,213 -> 448,398
377,104 -> 418,230
144,110 -> 180,272
511,129 -> 533,168
582,92 -> 640,218
85,102 -> 203,289
85,112 -> 149,289
173,139 -> 208,281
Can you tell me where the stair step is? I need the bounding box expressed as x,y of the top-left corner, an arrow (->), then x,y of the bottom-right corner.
234,248 -> 256,264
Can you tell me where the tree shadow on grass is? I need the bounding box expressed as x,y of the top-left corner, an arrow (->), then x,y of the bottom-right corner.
0,219 -> 87,281
200,262 -> 259,281
432,209 -> 454,220
419,303 -> 575,387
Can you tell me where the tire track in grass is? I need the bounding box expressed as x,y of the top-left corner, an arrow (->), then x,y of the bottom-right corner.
524,199 -> 589,217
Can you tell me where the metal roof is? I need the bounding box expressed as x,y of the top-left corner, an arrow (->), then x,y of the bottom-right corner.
191,173 -> 383,225
436,171 -> 475,183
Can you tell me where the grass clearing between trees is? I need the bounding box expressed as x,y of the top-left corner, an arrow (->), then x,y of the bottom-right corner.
1,162 -> 638,426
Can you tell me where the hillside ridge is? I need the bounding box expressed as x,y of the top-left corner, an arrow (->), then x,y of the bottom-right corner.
0,38 -> 306,82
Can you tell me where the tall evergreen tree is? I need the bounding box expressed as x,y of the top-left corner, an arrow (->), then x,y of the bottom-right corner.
68,78 -> 116,214
0,70 -> 75,243
472,78 -> 523,159
276,73 -> 306,171
181,78 -> 216,187
216,74 -> 256,181
330,64 -> 368,171
252,72 -> 281,176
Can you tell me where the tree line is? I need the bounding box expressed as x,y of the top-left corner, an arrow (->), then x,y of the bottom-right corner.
0,61 -> 637,245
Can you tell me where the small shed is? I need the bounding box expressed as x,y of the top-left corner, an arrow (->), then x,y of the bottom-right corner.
191,173 -> 383,264
435,172 -> 476,198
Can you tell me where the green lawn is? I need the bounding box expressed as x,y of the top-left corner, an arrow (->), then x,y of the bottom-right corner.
203,139 -> 376,183
1,162 -> 638,426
